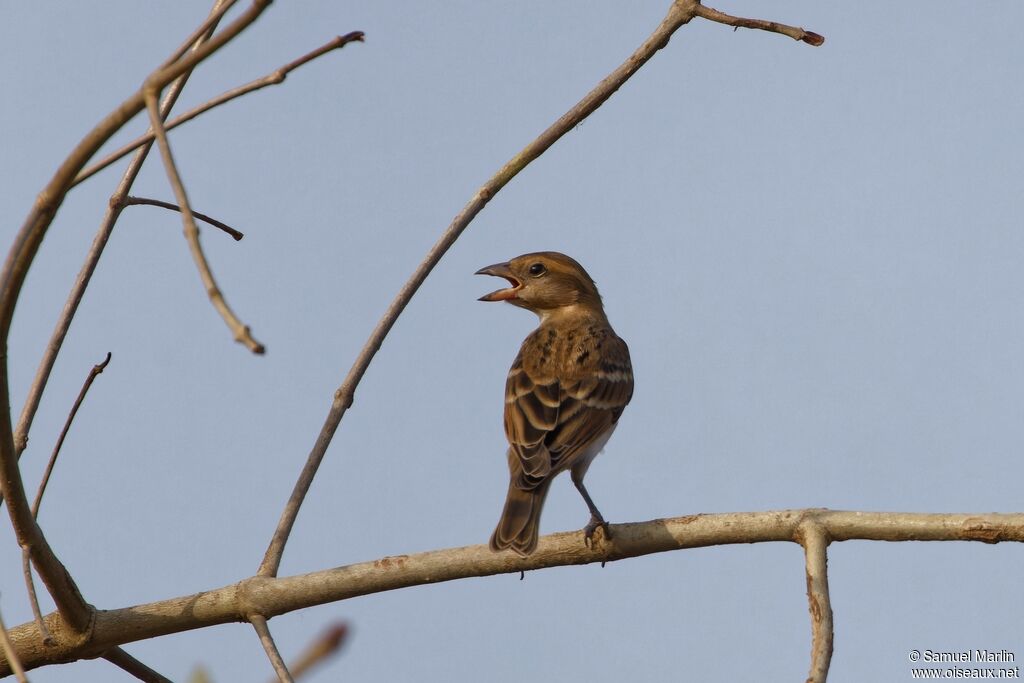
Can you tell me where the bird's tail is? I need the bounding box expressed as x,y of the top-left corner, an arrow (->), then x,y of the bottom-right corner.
490,480 -> 553,557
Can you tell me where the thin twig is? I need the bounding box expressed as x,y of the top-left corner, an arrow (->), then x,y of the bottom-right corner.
4,509 -> 1024,674
17,334 -> 91,643
103,647 -> 174,683
694,4 -> 825,46
0,595 -> 28,683
251,615 -> 295,683
23,349 -> 107,642
123,197 -> 244,241
277,622 -> 347,682
0,0 -> 271,637
17,353 -> 100,654
32,352 -> 111,517
143,84 -> 265,353
74,32 -> 365,188
161,0 -> 239,68
799,523 -> 833,683
257,0 -> 708,579
19,550 -> 51,646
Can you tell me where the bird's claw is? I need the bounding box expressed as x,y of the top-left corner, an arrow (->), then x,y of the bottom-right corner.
583,515 -> 611,547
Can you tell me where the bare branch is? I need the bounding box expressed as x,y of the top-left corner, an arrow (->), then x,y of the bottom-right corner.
31,352 -> 111,517
23,351 -> 110,640
0,0 -> 271,639
123,197 -> 244,241
258,0 -> 708,579
142,83 -> 265,353
20,550 -> 51,646
799,523 -> 833,683
0,596 -> 28,683
5,509 -> 1022,674
74,32 -> 365,188
251,615 -> 295,683
161,0 -> 239,68
103,647 -> 174,683
280,622 -> 347,682
694,4 -> 825,46
12,0 -> 249,461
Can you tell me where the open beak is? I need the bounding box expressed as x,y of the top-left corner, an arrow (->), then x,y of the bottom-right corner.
475,262 -> 521,302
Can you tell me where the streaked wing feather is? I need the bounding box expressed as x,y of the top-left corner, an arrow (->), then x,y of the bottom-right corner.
504,332 -> 633,488
505,353 -> 558,485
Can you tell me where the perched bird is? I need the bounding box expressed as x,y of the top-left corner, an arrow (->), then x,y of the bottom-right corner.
477,251 -> 633,557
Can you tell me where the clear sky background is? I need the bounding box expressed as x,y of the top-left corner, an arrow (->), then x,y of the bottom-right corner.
2,2 -> 1023,681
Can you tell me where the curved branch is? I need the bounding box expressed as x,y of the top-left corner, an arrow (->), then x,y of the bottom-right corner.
258,0 -> 707,579
4,509 -> 1022,674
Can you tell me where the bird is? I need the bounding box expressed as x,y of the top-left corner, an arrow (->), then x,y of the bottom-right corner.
476,251 -> 633,557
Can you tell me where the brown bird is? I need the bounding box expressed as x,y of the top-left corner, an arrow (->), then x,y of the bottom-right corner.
477,251 -> 633,556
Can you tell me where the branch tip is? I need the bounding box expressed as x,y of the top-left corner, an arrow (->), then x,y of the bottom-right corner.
695,4 -> 824,47
802,31 -> 825,47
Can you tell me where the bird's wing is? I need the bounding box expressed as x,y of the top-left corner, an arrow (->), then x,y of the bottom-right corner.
504,334 -> 633,489
504,350 -> 560,487
547,335 -> 633,469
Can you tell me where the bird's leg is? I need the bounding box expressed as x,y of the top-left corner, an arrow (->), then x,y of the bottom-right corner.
571,471 -> 610,545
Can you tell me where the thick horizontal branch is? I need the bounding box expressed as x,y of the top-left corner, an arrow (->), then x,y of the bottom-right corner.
4,509 -> 1023,674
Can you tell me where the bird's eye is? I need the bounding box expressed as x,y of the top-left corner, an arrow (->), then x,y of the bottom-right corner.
528,263 -> 546,277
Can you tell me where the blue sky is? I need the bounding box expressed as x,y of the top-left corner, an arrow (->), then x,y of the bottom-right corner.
2,2 -> 1023,681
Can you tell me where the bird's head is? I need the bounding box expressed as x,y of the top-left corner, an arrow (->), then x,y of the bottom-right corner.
476,251 -> 603,318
